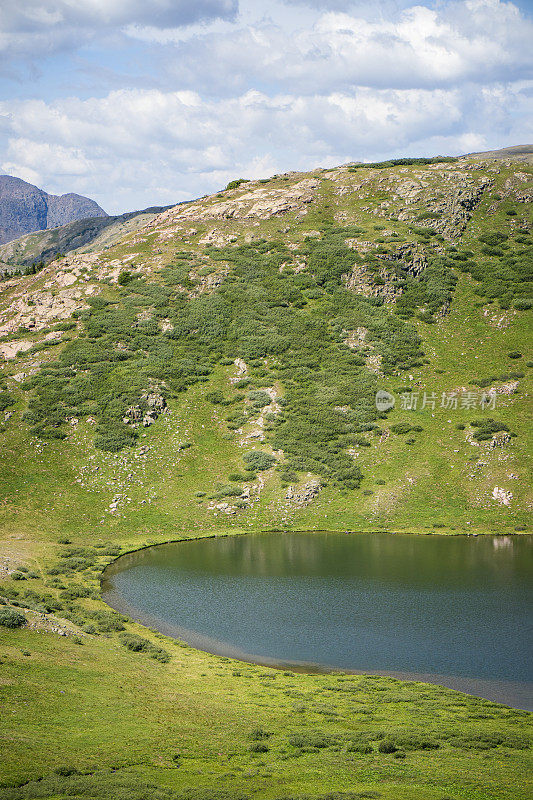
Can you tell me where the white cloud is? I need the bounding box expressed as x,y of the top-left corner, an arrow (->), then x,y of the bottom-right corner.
0,0 -> 238,60
1,80 -> 530,213
153,1 -> 533,95
0,1 -> 530,212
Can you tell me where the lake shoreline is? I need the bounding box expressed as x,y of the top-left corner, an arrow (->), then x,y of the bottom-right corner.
102,582 -> 533,712
101,531 -> 533,712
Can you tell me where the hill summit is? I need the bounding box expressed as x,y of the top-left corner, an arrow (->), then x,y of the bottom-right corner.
0,175 -> 107,245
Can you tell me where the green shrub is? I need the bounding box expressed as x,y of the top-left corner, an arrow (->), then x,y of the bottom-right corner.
226,178 -> 249,190
243,451 -> 277,471
378,739 -> 398,753
214,485 -> 242,498
249,727 -> 271,741
247,390 -> 271,407
118,270 -> 133,285
206,390 -> 226,404
346,742 -> 373,754
119,633 -> 170,662
0,607 -> 26,628
288,732 -> 335,750
393,735 -> 439,751
249,742 -> 269,753
349,156 -> 457,170
390,423 -> 411,434
0,392 -> 16,412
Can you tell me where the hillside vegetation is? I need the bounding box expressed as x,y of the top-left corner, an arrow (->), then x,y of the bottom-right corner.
0,150 -> 531,799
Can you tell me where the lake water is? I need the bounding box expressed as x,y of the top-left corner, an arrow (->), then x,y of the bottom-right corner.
102,532 -> 533,709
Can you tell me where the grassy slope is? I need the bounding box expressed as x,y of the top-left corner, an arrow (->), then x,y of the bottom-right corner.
0,157 -> 532,799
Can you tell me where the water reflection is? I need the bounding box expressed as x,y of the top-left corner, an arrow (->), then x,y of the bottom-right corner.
102,532 -> 533,708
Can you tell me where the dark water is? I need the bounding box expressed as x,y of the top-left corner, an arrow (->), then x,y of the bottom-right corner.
102,532 -> 533,709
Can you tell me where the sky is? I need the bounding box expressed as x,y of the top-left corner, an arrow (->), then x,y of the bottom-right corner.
0,0 -> 532,214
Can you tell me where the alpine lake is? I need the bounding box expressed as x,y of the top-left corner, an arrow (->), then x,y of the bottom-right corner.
102,531 -> 533,710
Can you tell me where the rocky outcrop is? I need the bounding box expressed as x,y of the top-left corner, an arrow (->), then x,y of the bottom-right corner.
0,175 -> 107,245
344,264 -> 399,302
286,480 -> 321,505
432,180 -> 492,239
492,486 -> 512,506
147,178 -> 319,237
382,242 -> 428,277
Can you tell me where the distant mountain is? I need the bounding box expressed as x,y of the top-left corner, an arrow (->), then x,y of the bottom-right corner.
0,204 -> 173,274
0,175 -> 107,245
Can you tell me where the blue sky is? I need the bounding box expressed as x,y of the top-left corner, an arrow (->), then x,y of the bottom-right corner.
1,0 -> 532,213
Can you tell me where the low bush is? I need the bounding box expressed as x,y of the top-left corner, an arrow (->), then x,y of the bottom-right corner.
378,739 -> 398,753
243,451 -> 277,471
226,178 -> 249,190
348,156 -> 457,170
0,607 -> 26,628
249,742 -> 269,753
247,390 -> 272,407
249,727 -> 271,741
0,392 -> 16,412
213,485 -> 242,498
470,418 -> 511,441
117,270 -> 133,285
390,423 -> 412,434
288,733 -> 336,750
119,633 -> 170,662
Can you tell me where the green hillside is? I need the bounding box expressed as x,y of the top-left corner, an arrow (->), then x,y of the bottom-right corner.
0,151 -> 531,799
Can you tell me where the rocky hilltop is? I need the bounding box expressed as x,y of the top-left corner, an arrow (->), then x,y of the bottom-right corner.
0,175 -> 107,245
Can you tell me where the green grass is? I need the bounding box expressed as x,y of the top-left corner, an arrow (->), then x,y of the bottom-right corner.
1,617 -> 532,799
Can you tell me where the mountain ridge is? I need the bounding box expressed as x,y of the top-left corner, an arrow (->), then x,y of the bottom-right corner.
0,174 -> 107,245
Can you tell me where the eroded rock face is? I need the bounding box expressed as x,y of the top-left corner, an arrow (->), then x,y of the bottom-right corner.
0,288 -> 93,335
431,180 -> 493,239
383,243 -> 428,277
0,340 -> 33,360
141,393 -> 167,427
344,264 -> 398,303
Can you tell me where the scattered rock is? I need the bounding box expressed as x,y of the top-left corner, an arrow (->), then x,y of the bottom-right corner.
286,480 -> 321,505
490,432 -> 511,448
492,486 -> 512,506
